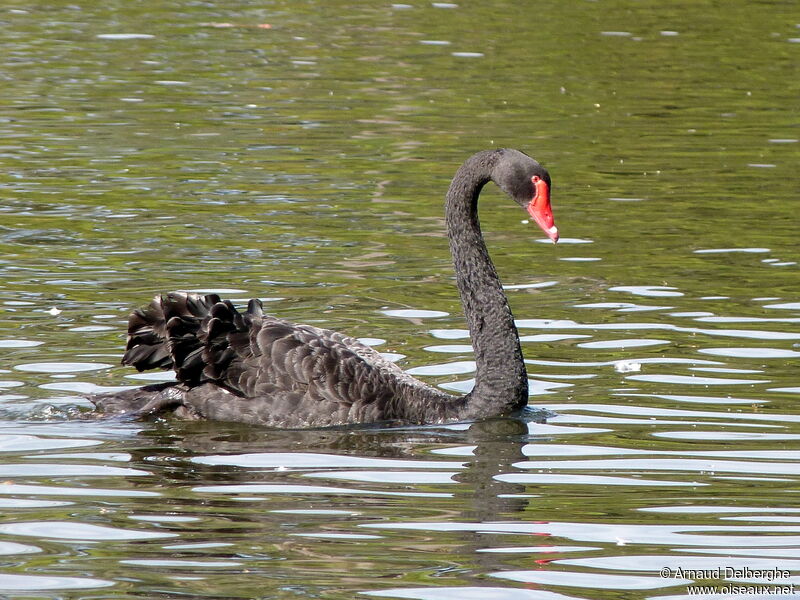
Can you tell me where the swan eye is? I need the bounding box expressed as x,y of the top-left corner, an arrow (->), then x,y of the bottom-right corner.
531,175 -> 540,183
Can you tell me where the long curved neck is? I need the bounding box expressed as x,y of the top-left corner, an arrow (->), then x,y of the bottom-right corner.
445,151 -> 528,417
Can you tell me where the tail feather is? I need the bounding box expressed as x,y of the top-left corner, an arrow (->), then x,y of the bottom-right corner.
121,292 -> 265,389
199,298 -> 264,387
122,343 -> 172,371
123,295 -> 171,371
122,292 -> 221,380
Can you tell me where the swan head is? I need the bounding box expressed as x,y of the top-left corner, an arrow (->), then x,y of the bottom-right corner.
492,149 -> 559,243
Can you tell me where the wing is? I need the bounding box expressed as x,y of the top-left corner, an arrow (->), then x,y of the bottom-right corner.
200,298 -> 410,405
121,292 -> 422,425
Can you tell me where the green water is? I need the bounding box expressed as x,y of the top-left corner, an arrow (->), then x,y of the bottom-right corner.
1,1 -> 799,598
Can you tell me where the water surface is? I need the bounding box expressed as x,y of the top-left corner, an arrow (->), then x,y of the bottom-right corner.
1,0 -> 799,598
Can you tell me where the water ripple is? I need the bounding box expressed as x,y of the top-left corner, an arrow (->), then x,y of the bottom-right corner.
0,484 -> 159,497
698,347 -> 800,358
541,403 -> 800,424
362,587 -> 574,600
511,458 -> 800,477
0,573 -> 114,591
193,484 -> 452,499
361,521 -> 800,548
493,570 -> 682,590
191,452 -> 463,470
511,318 -> 800,340
0,434 -> 100,452
495,473 -> 699,487
626,373 -> 769,385
0,521 -> 175,541
0,463 -> 147,477
14,362 -> 113,373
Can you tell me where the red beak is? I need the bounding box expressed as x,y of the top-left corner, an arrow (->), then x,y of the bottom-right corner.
527,176 -> 559,243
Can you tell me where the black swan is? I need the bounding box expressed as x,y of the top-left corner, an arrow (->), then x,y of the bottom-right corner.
90,149 -> 558,428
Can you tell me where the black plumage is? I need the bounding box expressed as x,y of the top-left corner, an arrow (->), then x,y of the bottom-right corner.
90,149 -> 558,428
